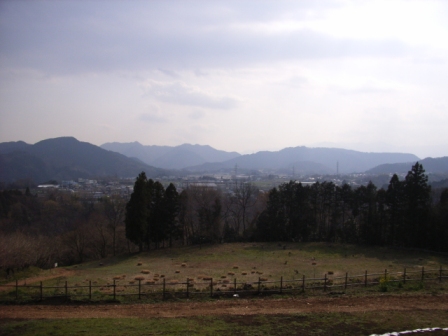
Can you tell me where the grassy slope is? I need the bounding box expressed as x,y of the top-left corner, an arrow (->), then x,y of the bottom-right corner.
57,242 -> 448,286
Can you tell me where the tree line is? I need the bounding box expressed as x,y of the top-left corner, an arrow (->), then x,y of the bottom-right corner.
1,162 -> 447,276
255,163 -> 447,252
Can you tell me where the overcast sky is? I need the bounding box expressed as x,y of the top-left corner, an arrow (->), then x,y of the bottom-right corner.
1,1 -> 447,158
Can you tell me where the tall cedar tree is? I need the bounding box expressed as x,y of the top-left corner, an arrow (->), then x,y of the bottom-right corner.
403,162 -> 431,248
125,172 -> 148,252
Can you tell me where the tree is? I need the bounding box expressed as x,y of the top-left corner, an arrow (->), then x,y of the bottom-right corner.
403,162 -> 431,248
125,172 -> 148,252
386,174 -> 405,246
163,183 -> 180,247
231,181 -> 259,237
103,195 -> 126,256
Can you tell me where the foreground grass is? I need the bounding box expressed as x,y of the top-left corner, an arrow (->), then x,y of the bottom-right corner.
1,310 -> 447,336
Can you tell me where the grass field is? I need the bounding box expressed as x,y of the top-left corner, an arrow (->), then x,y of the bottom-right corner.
1,242 -> 447,302
1,243 -> 448,335
1,311 -> 448,336
50,242 -> 448,289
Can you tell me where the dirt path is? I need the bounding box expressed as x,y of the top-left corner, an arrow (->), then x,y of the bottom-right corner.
1,294 -> 447,319
0,268 -> 75,292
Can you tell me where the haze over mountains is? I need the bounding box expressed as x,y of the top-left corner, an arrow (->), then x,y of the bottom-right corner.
101,142 -> 240,170
102,142 -> 421,175
1,137 -> 447,185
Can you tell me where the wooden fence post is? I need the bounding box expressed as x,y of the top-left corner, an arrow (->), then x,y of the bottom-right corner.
138,279 -> 141,300
210,278 -> 213,298
89,280 -> 92,301
113,279 -> 116,300
302,275 -> 305,292
40,281 -> 43,301
163,278 -> 166,300
364,271 -> 367,287
324,274 -> 327,292
345,272 -> 348,290
280,276 -> 283,293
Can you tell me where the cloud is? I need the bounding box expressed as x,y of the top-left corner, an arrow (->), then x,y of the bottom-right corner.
138,106 -> 168,123
143,80 -> 238,109
0,1 -> 415,76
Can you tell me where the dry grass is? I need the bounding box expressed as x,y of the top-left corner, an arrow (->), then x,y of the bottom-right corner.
60,242 -> 448,289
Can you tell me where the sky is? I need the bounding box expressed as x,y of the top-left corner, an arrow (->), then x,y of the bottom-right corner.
1,1 -> 447,159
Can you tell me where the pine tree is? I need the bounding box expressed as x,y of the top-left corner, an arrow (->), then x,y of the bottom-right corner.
163,183 -> 180,248
125,172 -> 148,252
403,162 -> 431,248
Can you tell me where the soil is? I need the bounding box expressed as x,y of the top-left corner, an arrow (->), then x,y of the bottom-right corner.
0,294 -> 447,319
0,268 -> 75,291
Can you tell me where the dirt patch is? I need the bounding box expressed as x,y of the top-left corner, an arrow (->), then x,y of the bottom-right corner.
0,268 -> 75,292
0,294 -> 447,319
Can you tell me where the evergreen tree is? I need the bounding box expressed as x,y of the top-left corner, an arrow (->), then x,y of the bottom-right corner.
125,172 -> 148,252
386,174 -> 405,246
163,183 -> 180,247
403,162 -> 431,248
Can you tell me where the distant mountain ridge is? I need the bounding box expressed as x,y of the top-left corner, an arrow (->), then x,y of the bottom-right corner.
366,156 -> 448,174
0,137 -> 170,184
185,146 -> 420,174
101,142 -> 241,170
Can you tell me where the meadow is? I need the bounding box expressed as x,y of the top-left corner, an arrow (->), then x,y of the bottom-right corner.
1,242 -> 448,335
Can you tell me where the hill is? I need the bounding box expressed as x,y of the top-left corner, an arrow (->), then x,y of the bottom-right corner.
186,146 -> 420,174
0,137 -> 171,184
366,157 -> 448,174
101,142 -> 241,170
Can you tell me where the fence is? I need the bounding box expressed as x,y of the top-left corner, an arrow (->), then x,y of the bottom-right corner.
1,266 -> 447,302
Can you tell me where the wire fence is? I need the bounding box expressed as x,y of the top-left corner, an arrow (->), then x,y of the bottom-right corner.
1,266 -> 446,302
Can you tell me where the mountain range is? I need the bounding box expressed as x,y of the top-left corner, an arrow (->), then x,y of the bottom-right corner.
366,157 -> 448,174
1,137 -> 447,185
102,142 -> 421,175
0,137 -> 169,184
101,142 -> 240,170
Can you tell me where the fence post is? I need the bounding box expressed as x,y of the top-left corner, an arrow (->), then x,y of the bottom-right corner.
280,276 -> 283,294
421,267 -> 425,282
163,278 -> 166,300
138,279 -> 141,300
210,278 -> 213,298
302,275 -> 305,292
89,280 -> 92,301
403,268 -> 406,284
258,277 -> 261,294
65,281 -> 68,299
40,281 -> 43,301
324,274 -> 327,292
234,278 -> 237,294
345,272 -> 348,290
113,279 -> 116,301
440,265 -> 442,282
364,271 -> 367,287
186,278 -> 189,299
15,280 -> 18,300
